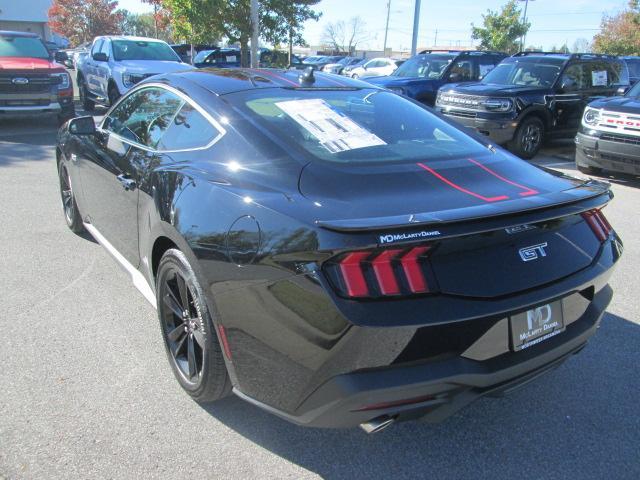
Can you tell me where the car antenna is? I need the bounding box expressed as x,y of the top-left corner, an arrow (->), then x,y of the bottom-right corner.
299,66 -> 315,86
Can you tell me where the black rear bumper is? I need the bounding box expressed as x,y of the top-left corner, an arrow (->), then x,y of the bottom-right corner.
234,284 -> 612,428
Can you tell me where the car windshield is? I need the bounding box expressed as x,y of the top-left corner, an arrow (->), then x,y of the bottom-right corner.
227,88 -> 486,164
391,54 -> 455,79
625,59 -> 640,78
112,40 -> 180,62
0,35 -> 49,59
482,57 -> 564,87
193,50 -> 214,63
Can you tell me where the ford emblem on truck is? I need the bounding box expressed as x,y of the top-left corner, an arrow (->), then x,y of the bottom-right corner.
12,77 -> 29,85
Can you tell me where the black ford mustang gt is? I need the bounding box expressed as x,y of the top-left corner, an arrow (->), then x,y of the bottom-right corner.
56,67 -> 622,433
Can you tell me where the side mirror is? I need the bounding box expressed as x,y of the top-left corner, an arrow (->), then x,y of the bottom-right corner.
92,52 -> 108,62
54,51 -> 67,63
68,116 -> 96,135
616,86 -> 629,96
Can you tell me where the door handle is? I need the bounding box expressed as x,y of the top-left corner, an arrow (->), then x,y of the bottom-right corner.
117,174 -> 136,191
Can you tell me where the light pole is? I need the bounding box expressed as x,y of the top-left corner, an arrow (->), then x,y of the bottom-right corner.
410,0 -> 421,57
383,0 -> 391,55
518,0 -> 534,52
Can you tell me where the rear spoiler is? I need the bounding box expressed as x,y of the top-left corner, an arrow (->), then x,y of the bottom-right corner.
316,180 -> 612,233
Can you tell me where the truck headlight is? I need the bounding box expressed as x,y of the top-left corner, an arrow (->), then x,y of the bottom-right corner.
122,72 -> 145,88
583,107 -> 601,126
483,98 -> 513,112
50,72 -> 70,89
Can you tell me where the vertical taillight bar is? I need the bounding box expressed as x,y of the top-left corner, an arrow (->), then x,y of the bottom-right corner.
400,246 -> 430,293
339,252 -> 371,297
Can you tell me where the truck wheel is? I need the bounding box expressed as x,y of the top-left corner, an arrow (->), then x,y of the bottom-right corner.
57,105 -> 76,126
509,116 -> 544,159
577,165 -> 603,176
78,78 -> 95,112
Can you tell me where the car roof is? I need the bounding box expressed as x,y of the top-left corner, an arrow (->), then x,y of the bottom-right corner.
0,30 -> 40,38
98,35 -> 169,43
163,67 -> 380,95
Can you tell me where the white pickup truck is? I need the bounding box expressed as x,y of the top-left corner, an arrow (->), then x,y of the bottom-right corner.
76,35 -> 188,110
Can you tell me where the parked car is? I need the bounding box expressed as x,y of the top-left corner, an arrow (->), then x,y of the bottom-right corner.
170,43 -> 218,64
76,35 -> 188,110
346,57 -> 399,79
575,80 -> 640,175
54,49 -> 74,69
341,58 -> 367,77
368,50 -> 507,106
71,43 -> 90,69
621,56 -> 640,85
0,30 -> 74,124
56,67 -> 621,431
193,48 -> 303,69
322,56 -> 363,74
436,52 -> 629,158
306,55 -> 345,70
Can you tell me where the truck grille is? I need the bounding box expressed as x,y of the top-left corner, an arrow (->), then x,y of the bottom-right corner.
0,74 -> 57,94
437,93 -> 486,110
600,132 -> 640,146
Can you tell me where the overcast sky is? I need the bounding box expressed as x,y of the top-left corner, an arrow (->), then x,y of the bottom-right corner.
118,0 -> 629,51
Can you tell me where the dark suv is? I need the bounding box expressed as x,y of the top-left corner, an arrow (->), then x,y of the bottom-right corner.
368,50 -> 506,106
436,53 -> 629,158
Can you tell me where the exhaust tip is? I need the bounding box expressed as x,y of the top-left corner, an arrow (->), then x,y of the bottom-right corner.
359,415 -> 396,434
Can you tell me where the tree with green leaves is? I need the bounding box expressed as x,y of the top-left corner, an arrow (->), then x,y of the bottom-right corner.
592,0 -> 640,55
471,0 -> 530,54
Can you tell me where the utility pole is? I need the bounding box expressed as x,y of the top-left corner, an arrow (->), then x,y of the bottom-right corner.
518,0 -> 535,52
434,29 -> 438,47
250,0 -> 259,68
410,0 -> 421,57
383,0 -> 391,55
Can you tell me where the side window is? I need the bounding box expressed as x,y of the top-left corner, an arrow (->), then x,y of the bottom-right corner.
478,59 -> 498,79
450,60 -> 473,81
103,87 -> 183,148
156,103 -> 220,151
100,40 -> 111,59
560,64 -> 588,91
583,61 -> 625,88
91,40 -> 103,57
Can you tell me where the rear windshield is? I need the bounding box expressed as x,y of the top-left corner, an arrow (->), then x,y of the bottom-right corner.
391,54 -> 455,79
112,40 -> 180,62
227,88 -> 487,164
625,58 -> 640,78
482,57 -> 564,87
0,35 -> 49,59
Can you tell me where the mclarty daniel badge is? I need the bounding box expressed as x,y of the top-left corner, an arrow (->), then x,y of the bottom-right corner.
379,230 -> 441,244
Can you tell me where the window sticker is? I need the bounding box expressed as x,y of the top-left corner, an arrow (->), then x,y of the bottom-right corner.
275,99 -> 387,153
226,55 -> 237,63
592,70 -> 608,87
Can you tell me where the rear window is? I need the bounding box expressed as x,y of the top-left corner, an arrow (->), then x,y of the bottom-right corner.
0,35 -> 49,59
482,57 -> 564,87
227,88 -> 487,164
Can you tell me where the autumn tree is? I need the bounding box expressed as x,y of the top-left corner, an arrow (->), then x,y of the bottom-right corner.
321,17 -> 368,54
142,0 -> 172,39
49,0 -> 122,46
592,1 -> 640,55
471,0 -> 530,54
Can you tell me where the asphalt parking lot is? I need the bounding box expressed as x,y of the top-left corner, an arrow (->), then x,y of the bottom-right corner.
0,105 -> 639,479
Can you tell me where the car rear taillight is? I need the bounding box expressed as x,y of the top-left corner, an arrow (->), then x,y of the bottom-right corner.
581,209 -> 613,242
325,246 -> 437,299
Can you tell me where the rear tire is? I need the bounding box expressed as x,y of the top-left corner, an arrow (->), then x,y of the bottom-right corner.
577,164 -> 603,175
58,162 -> 85,234
509,116 -> 544,159
57,105 -> 76,126
78,77 -> 95,112
156,249 -> 231,403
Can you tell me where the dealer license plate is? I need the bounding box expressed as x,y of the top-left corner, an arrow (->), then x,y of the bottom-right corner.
511,301 -> 565,351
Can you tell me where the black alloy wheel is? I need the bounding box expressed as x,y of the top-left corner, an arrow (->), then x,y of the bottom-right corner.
157,249 -> 231,402
510,116 -> 544,159
58,163 -> 84,233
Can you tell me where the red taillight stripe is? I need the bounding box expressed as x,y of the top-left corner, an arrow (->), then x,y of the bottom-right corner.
467,158 -> 539,197
582,210 -> 607,242
595,211 -> 612,234
339,252 -> 371,297
371,249 -> 403,295
400,246 -> 430,293
417,162 -> 509,203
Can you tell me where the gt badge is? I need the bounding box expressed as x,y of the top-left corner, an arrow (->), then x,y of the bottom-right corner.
519,242 -> 548,262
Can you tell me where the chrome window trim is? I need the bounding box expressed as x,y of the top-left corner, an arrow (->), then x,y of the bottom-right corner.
98,82 -> 227,153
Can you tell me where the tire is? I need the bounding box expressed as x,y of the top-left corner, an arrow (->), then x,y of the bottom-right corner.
509,116 -> 544,159
58,161 -> 85,234
57,105 -> 76,126
351,74 -> 359,79
78,77 -> 95,112
108,83 -> 120,106
156,249 -> 231,402
577,164 -> 603,175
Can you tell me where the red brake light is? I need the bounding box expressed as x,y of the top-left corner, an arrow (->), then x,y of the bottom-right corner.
582,209 -> 612,242
329,245 -> 435,299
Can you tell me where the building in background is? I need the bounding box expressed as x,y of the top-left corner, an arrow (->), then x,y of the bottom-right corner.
0,0 -> 67,45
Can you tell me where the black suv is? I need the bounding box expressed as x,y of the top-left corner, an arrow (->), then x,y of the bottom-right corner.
436,53 -> 629,158
368,50 -> 506,106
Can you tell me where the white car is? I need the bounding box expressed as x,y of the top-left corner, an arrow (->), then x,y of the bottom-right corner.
345,57 -> 400,79
76,35 -> 188,110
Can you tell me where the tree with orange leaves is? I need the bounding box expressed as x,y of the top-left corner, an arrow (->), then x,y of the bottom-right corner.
48,0 -> 123,47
